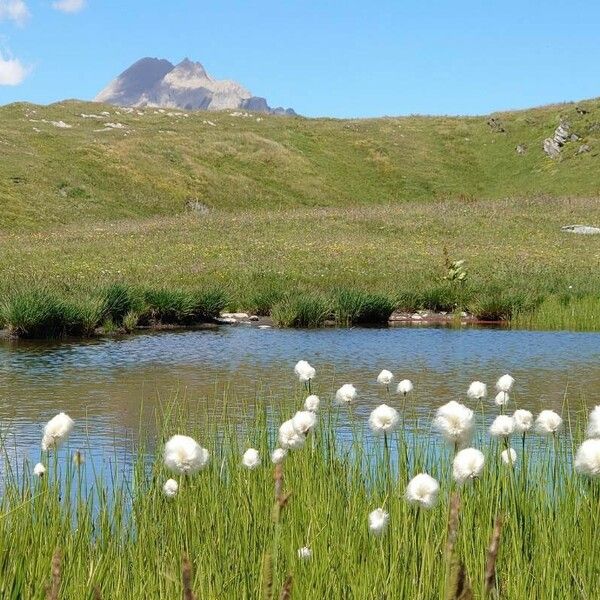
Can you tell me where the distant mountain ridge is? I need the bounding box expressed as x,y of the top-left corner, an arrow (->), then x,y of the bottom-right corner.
95,57 -> 296,115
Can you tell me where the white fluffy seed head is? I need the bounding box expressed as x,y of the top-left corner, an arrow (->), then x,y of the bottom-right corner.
335,384 -> 357,404
368,508 -> 389,536
489,415 -> 515,438
33,463 -> 46,477
575,439 -> 600,477
271,448 -> 287,464
297,546 -> 312,560
377,370 -> 394,385
496,374 -> 515,393
453,448 -> 485,484
396,379 -> 414,396
292,410 -> 317,435
586,406 -> 600,438
494,391 -> 510,407
242,448 -> 260,469
163,478 -> 179,498
294,360 -> 315,382
368,404 -> 400,435
513,409 -> 534,433
304,394 -> 320,412
164,435 -> 209,475
501,448 -> 517,466
405,473 -> 439,509
467,381 -> 487,400
41,412 -> 74,451
434,401 -> 474,446
278,419 -> 306,450
535,410 -> 563,435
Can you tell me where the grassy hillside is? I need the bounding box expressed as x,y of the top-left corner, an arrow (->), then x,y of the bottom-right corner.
0,100 -> 599,335
1,99 -> 600,229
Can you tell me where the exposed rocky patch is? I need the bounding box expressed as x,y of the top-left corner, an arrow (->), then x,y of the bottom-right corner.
561,224 -> 600,235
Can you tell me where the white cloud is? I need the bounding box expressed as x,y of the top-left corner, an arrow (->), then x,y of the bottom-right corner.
0,0 -> 30,25
52,0 -> 85,13
0,53 -> 28,85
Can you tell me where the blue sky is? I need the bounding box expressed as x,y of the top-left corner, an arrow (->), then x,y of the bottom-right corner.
0,0 -> 598,117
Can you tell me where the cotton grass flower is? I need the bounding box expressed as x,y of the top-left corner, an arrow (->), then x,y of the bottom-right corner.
494,391 -> 510,407
489,415 -> 515,439
292,410 -> 317,435
41,412 -> 74,451
335,384 -> 357,404
396,379 -> 414,396
377,369 -> 394,386
242,448 -> 260,469
453,448 -> 485,484
501,448 -> 517,466
535,410 -> 562,436
586,406 -> 600,438
467,381 -> 487,400
513,409 -> 533,433
574,439 -> 600,477
405,473 -> 439,509
271,448 -> 287,464
297,546 -> 312,560
162,479 -> 179,498
368,404 -> 400,435
496,374 -> 515,393
278,419 -> 306,450
164,435 -> 209,475
434,401 -> 474,447
294,360 -> 315,382
33,463 -> 46,477
368,508 -> 389,536
304,394 -> 320,412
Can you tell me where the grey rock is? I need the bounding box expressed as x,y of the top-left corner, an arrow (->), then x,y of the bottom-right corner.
215,317 -> 237,324
95,57 -> 295,115
561,225 -> 600,235
248,315 -> 260,321
516,144 -> 527,155
553,122 -> 570,145
577,144 -> 591,154
543,137 -> 561,158
258,325 -> 272,329
570,133 -> 580,142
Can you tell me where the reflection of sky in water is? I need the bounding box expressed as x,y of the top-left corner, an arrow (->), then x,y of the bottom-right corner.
0,326 -> 598,479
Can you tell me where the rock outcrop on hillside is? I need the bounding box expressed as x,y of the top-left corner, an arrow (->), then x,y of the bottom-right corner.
95,57 -> 295,115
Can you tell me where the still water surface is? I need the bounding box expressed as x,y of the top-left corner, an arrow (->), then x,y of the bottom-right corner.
0,326 -> 599,473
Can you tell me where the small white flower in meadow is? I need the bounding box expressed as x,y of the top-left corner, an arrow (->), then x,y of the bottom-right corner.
41,412 -> 74,451
164,435 -> 210,475
294,360 -> 315,382
242,448 -> 261,469
304,394 -> 320,412
297,546 -> 312,560
575,439 -> 600,477
495,374 -> 515,393
377,370 -> 394,385
368,508 -> 389,536
586,406 -> 600,438
434,401 -> 474,446
535,410 -> 562,435
453,448 -> 485,484
271,448 -> 287,464
163,478 -> 179,498
489,415 -> 515,439
494,391 -> 510,407
396,379 -> 414,396
501,448 -> 517,466
292,410 -> 317,435
33,463 -> 46,477
405,473 -> 439,509
467,381 -> 487,400
368,404 -> 400,435
513,409 -> 534,433
278,419 -> 306,450
335,384 -> 357,404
